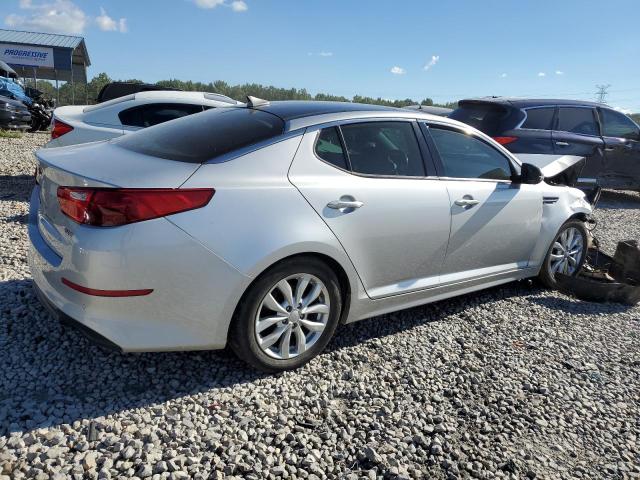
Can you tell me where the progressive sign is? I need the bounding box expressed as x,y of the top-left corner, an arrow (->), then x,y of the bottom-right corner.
0,43 -> 54,69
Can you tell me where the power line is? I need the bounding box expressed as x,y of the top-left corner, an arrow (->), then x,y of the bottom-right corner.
595,84 -> 611,103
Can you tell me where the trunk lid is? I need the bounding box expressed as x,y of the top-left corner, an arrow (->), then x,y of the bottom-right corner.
35,141 -> 201,258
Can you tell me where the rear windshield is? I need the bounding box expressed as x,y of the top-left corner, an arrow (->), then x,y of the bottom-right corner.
115,107 -> 285,163
449,103 -> 510,136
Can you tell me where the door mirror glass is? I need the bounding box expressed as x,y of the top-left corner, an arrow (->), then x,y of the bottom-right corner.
517,163 -> 544,184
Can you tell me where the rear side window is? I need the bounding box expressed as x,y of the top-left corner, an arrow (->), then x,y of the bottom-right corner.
115,108 -> 285,163
600,108 -> 640,140
556,107 -> 598,135
315,127 -> 348,169
429,127 -> 512,181
449,103 -> 509,136
119,103 -> 204,128
340,122 -> 425,177
521,107 -> 555,130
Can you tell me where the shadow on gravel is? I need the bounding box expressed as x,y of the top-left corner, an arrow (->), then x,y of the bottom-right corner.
529,295 -> 632,314
0,174 -> 34,202
4,213 -> 28,224
597,190 -> 640,210
0,278 -> 531,437
0,279 -> 265,437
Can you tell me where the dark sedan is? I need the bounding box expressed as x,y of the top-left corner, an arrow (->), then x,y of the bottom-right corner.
0,95 -> 31,130
450,98 -> 640,191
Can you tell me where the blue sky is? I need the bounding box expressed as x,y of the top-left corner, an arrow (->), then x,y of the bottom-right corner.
3,0 -> 640,111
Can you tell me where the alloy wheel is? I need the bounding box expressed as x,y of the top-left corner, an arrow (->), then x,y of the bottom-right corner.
549,227 -> 584,277
254,274 -> 330,360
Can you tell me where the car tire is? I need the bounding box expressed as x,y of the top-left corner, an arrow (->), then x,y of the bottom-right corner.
229,257 -> 342,372
538,219 -> 588,289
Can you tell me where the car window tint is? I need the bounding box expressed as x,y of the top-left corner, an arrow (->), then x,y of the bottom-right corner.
449,103 -> 510,136
119,103 -> 204,128
556,107 -> 598,135
521,107 -> 555,130
315,127 -> 348,169
429,127 -> 512,181
600,108 -> 640,140
115,108 -> 285,163
340,122 -> 425,177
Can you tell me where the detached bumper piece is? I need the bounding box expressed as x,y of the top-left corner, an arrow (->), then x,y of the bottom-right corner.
556,240 -> 640,305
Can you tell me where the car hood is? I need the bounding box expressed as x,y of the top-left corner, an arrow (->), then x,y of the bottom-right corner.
515,154 -> 585,186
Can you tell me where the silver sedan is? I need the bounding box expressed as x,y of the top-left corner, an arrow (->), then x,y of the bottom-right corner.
29,100 -> 592,371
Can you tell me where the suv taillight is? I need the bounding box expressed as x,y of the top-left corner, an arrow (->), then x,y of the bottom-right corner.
51,119 -> 74,139
493,136 -> 518,145
57,187 -> 214,226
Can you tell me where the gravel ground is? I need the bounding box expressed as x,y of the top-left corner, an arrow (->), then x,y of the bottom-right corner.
0,133 -> 638,480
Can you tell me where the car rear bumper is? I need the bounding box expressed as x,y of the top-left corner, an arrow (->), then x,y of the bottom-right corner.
28,186 -> 251,352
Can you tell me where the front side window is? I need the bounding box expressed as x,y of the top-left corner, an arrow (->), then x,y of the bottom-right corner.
556,107 -> 598,135
600,108 -> 640,140
521,107 -> 555,130
119,103 -> 204,128
340,122 -> 425,177
429,127 -> 513,181
315,127 -> 348,169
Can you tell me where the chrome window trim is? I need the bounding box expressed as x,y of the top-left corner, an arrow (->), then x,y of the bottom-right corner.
515,105 -> 556,131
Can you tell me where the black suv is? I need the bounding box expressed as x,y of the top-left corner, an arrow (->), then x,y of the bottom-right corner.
450,98 -> 640,190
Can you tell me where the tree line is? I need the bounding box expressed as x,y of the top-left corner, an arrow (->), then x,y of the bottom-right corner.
28,72 -> 456,109
25,73 -> 640,120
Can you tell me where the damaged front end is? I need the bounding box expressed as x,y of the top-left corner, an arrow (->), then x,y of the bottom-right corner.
516,154 -> 602,206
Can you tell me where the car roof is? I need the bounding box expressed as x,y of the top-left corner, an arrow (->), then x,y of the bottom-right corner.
255,101 -> 396,121
251,100 -> 464,131
459,96 -> 604,109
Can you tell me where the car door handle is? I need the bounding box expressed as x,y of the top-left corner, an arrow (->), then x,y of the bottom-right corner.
555,141 -> 570,147
327,200 -> 364,210
454,198 -> 480,207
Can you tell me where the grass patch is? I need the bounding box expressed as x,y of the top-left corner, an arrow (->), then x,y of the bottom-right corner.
0,129 -> 23,139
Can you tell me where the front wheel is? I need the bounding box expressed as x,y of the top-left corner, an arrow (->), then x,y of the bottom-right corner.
539,220 -> 588,288
229,257 -> 342,372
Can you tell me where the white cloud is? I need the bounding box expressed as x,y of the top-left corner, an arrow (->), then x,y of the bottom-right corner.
318,51 -> 333,57
390,66 -> 406,75
193,0 -> 248,11
555,70 -> 564,75
423,55 -> 440,71
5,0 -> 87,35
194,0 -> 225,7
500,73 -> 507,78
614,106 -> 633,115
230,1 -> 248,12
538,72 -> 546,77
96,7 -> 127,32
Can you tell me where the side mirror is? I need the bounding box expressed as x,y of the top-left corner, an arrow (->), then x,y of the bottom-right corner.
517,163 -> 544,185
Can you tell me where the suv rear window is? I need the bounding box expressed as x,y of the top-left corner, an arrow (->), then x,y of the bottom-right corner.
115,108 -> 285,163
521,107 -> 555,130
449,103 -> 510,136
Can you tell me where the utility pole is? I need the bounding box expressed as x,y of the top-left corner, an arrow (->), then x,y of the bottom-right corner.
595,84 -> 611,103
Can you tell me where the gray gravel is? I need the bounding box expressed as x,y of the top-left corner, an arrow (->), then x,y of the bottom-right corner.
1,133 -> 639,480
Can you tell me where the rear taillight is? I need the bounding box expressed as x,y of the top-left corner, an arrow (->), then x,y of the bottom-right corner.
493,136 -> 518,145
51,119 -> 73,139
57,187 -> 214,226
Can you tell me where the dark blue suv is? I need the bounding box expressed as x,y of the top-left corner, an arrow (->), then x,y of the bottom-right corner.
450,98 -> 640,190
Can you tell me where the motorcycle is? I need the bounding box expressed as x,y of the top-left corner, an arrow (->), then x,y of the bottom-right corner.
24,87 -> 53,132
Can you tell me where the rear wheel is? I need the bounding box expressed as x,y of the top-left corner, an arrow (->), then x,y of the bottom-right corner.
539,220 -> 588,288
229,257 -> 342,372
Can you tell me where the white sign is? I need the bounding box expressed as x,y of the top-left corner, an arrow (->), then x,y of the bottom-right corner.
0,43 -> 54,69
